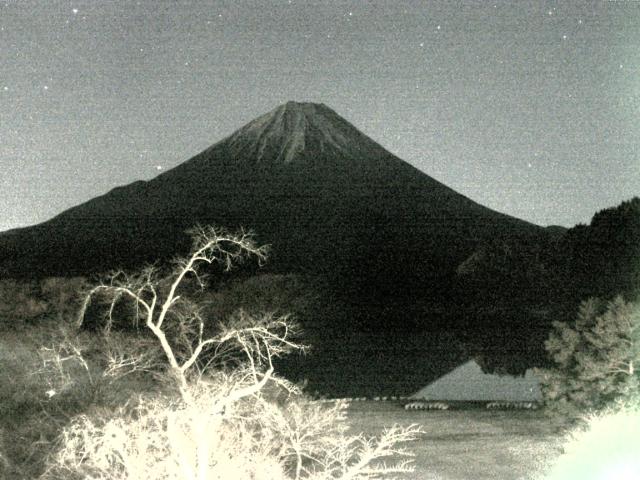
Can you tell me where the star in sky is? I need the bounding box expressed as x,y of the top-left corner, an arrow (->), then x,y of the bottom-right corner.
0,0 -> 637,232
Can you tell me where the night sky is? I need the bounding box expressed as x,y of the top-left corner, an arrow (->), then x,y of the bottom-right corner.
1,0 -> 638,233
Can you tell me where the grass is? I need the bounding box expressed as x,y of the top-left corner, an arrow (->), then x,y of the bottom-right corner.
346,401 -> 564,480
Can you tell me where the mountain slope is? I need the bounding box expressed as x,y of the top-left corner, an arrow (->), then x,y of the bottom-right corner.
0,101 -> 556,394
0,102 -> 538,285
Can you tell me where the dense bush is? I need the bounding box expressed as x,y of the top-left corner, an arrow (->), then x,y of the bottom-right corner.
44,380 -> 421,480
537,296 -> 640,419
0,280 -> 48,323
0,319 -> 166,478
0,277 -> 87,326
39,277 -> 88,321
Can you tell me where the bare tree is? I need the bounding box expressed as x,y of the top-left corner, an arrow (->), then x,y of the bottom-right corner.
44,225 -> 422,480
76,226 -> 289,399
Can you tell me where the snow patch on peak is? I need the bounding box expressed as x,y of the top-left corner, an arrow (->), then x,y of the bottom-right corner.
226,101 -> 373,164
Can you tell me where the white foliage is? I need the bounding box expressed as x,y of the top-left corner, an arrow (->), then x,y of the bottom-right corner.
44,226 -> 422,480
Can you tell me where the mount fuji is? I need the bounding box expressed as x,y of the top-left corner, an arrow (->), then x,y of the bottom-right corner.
0,102 -> 555,394
0,101 -> 540,285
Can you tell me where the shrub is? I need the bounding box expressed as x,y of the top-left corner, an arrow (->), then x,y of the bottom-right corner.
45,383 -> 422,480
39,277 -> 88,321
537,296 -> 640,420
0,276 -> 88,327
0,320 -> 166,479
0,279 -> 48,324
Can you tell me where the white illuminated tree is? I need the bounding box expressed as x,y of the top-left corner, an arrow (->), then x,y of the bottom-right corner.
43,225 -> 421,480
539,296 -> 640,418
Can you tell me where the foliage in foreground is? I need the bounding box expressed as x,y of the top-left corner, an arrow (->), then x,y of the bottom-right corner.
541,400 -> 640,480
43,383 -> 421,480
537,296 -> 640,419
0,318 -> 168,479
39,225 -> 421,480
